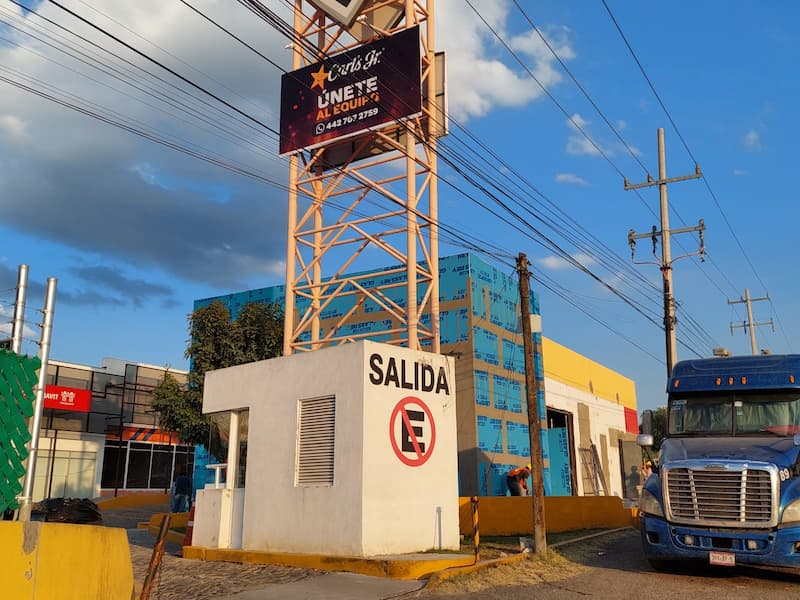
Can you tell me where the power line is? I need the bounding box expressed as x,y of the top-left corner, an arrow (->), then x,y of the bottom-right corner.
5,1 -> 705,358
509,0 -> 649,176
44,0 -> 279,136
211,0 -> 707,356
599,0 -> 790,350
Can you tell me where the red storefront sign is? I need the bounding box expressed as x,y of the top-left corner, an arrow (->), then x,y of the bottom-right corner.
44,385 -> 92,412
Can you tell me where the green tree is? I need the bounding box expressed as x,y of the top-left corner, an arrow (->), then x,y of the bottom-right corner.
650,406 -> 667,450
153,300 -> 284,446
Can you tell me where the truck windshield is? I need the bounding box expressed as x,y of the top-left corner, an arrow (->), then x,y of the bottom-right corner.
668,392 -> 800,436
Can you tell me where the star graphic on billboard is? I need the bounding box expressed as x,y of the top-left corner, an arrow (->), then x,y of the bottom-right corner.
310,64 -> 329,90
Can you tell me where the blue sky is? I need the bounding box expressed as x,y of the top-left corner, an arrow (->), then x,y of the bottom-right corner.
1,1 -> 797,412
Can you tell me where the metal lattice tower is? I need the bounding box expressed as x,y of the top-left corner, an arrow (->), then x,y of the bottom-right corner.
283,0 -> 441,355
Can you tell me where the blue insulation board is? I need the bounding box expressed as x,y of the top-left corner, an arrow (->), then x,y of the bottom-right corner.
473,327 -> 499,365
501,339 -> 525,373
547,428 -> 572,496
492,374 -> 508,410
477,415 -> 503,454
508,379 -> 522,413
475,370 -> 490,407
505,421 -> 530,457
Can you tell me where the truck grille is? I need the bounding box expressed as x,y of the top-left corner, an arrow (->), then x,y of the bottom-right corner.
663,462 -> 778,528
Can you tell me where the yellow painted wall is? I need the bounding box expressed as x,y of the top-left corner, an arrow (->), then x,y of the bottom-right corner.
0,522 -> 134,599
542,337 -> 637,410
458,496 -> 637,536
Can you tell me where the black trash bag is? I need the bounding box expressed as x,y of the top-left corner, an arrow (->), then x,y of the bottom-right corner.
31,497 -> 103,524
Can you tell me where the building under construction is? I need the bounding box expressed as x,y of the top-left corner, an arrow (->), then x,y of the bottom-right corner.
196,252 -> 639,498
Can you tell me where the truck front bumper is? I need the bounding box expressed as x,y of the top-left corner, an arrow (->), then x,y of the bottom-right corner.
640,514 -> 800,568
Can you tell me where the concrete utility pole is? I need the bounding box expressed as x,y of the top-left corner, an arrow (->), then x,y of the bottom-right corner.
516,253 -> 546,556
18,277 -> 57,521
728,289 -> 773,355
625,128 -> 703,376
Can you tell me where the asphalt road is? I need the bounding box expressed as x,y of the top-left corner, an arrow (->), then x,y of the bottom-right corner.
417,529 -> 800,599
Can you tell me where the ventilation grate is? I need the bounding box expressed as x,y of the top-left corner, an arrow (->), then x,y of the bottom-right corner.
296,396 -> 335,487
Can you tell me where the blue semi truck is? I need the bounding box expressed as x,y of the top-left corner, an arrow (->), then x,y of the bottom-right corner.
638,353 -> 800,570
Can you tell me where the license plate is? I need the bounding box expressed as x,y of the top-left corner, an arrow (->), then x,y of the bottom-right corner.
709,551 -> 735,566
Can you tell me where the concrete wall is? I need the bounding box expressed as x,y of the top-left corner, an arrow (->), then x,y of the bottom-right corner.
0,521 -> 133,599
542,338 -> 637,410
361,344 -> 460,554
457,496 -> 637,536
544,377 -> 629,496
202,342 -> 365,555
199,340 -> 459,557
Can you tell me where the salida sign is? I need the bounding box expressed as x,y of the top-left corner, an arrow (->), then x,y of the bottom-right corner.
368,352 -> 450,466
279,26 -> 421,155
367,353 -> 450,396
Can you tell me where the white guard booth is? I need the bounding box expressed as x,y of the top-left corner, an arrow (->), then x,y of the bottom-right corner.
192,340 -> 459,557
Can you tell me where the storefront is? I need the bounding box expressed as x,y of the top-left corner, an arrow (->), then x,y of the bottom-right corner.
40,358 -> 192,499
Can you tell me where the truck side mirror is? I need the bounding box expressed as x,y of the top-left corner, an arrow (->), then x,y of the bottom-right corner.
637,433 -> 654,447
640,409 -> 653,435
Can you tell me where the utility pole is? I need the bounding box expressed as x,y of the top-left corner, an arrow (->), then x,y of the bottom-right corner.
728,289 -> 773,355
11,264 -> 29,353
18,277 -> 57,521
517,253 -> 546,556
625,128 -> 703,376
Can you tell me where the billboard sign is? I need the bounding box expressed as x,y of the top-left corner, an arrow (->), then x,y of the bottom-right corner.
307,0 -> 369,27
44,385 -> 92,412
279,26 -> 421,156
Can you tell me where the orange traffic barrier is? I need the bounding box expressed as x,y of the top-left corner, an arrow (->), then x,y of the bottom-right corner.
182,504 -> 195,549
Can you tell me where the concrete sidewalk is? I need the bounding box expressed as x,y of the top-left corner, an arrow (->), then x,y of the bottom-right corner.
220,572 -> 425,599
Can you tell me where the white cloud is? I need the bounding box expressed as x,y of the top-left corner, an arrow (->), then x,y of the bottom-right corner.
555,173 -> 588,186
0,115 -> 27,139
733,169 -> 748,176
0,1 -> 291,290
743,129 -> 761,150
0,304 -> 36,340
537,253 -> 596,270
565,113 -> 604,156
0,1 -> 578,293
436,0 -> 575,121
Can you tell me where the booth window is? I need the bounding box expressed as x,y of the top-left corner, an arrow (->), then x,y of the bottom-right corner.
296,396 -> 335,487
207,410 -> 248,487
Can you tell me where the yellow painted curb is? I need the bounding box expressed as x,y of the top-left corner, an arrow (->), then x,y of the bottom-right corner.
426,553 -> 527,588
147,512 -> 189,530
182,546 -> 475,580
144,513 -> 189,546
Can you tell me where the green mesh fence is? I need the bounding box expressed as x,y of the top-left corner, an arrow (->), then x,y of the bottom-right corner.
0,349 -> 41,512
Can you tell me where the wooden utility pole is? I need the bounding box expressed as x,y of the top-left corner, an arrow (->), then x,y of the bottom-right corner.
625,128 -> 703,376
517,253 -> 546,555
728,289 -> 773,354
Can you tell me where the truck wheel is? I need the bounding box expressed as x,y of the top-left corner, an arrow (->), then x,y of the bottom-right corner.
647,558 -> 680,572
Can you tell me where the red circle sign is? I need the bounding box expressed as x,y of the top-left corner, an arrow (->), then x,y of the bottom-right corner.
389,396 -> 436,466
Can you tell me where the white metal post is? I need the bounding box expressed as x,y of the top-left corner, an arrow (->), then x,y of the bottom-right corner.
18,277 -> 57,520
11,264 -> 28,354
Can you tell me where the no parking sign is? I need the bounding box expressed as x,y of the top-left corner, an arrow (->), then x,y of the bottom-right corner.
389,396 -> 436,466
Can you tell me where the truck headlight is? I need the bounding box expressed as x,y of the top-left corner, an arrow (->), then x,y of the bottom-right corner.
639,489 -> 664,517
782,498 -> 800,526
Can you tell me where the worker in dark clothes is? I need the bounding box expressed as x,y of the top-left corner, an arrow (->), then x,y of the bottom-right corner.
506,464 -> 532,496
170,465 -> 193,513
